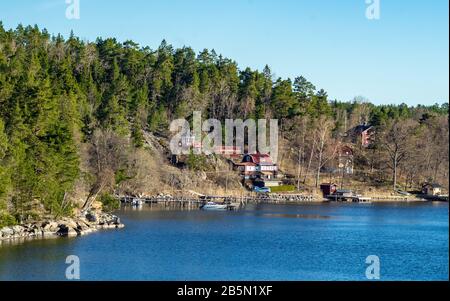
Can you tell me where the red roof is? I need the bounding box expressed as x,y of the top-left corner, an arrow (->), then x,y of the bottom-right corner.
243,154 -> 274,165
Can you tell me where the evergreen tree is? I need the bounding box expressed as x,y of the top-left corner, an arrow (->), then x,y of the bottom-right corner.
294,76 -> 316,99
148,104 -> 168,133
131,120 -> 145,148
270,78 -> 297,119
103,95 -> 129,136
0,118 -> 10,203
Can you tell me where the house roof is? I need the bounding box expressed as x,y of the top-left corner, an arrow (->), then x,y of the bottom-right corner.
244,153 -> 274,165
354,124 -> 373,133
346,124 -> 374,136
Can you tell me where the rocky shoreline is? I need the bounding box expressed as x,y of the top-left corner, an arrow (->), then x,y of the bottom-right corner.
0,211 -> 124,242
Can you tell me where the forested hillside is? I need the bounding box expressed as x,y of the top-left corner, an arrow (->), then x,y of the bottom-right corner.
0,23 -> 448,226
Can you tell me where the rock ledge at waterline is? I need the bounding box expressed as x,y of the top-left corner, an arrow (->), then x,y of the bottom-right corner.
0,212 -> 124,242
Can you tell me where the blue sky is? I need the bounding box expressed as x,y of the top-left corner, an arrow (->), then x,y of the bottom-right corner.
0,0 -> 448,106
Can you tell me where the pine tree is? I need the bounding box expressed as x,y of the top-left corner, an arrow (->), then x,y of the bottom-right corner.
148,104 -> 168,133
0,118 -> 10,202
239,68 -> 258,118
151,40 -> 174,104
131,120 -> 145,148
270,78 -> 297,119
103,95 -> 129,136
306,89 -> 332,118
8,102 -> 36,222
294,76 -> 316,99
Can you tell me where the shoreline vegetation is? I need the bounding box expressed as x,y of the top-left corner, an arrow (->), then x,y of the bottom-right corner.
0,23 -> 448,240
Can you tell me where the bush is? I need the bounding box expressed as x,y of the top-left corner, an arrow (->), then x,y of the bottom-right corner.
0,212 -> 17,228
98,193 -> 120,212
186,153 -> 208,171
115,169 -> 133,185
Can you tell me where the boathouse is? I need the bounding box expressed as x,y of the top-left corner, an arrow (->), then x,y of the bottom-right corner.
422,183 -> 443,196
320,183 -> 338,197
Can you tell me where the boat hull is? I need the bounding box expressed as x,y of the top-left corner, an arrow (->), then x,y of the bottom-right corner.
201,204 -> 228,210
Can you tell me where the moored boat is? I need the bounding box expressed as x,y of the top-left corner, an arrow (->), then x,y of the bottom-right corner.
131,198 -> 144,207
200,202 -> 228,210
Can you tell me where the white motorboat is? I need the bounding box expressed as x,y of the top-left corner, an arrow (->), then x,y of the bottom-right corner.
200,202 -> 228,210
131,198 -> 144,207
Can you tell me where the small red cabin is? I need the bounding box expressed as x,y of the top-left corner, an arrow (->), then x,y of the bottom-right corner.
320,183 -> 338,197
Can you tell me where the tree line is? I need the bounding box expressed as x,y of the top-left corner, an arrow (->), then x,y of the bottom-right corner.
0,23 -> 448,225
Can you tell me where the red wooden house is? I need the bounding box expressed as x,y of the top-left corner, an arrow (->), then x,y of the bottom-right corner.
238,153 -> 279,184
346,125 -> 375,147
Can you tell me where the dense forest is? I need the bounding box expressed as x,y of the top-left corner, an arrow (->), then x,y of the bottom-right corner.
0,23 -> 448,226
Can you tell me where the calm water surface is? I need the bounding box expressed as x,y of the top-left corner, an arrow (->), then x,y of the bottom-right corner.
0,202 -> 448,280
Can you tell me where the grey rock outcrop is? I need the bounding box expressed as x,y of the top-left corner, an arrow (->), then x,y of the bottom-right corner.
0,211 -> 125,243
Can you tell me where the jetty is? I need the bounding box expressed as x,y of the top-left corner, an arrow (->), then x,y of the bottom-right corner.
325,194 -> 372,203
119,193 -> 318,210
417,194 -> 449,202
325,189 -> 372,203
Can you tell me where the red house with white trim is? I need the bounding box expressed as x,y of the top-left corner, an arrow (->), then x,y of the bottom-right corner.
235,154 -> 279,185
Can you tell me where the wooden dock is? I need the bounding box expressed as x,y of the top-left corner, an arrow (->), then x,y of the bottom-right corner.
325,194 -> 372,203
120,196 -> 205,209
119,193 -> 318,210
417,194 -> 449,202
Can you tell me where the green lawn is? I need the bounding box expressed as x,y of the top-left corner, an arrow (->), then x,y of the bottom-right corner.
270,185 -> 296,193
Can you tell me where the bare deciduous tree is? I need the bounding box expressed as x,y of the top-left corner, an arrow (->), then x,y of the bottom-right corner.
82,129 -> 129,211
378,119 -> 418,190
314,117 -> 338,187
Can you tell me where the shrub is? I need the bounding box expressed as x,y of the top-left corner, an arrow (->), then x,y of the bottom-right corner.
98,193 -> 120,212
0,212 -> 17,228
186,153 -> 208,171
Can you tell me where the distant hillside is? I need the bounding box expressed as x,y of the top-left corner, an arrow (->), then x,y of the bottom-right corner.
0,23 -> 448,226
